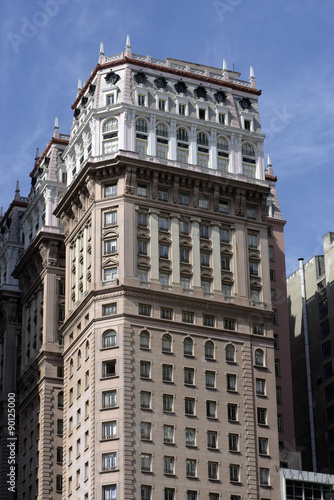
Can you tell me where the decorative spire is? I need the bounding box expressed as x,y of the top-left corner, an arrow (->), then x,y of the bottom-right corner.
35,148 -> 40,161
99,41 -> 105,56
125,34 -> 132,57
267,154 -> 274,175
77,78 -> 82,91
53,115 -> 60,138
250,65 -> 256,88
222,58 -> 229,81
15,180 -> 20,201
54,116 -> 59,129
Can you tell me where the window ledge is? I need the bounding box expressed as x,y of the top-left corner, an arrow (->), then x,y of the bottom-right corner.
100,468 -> 119,474
140,407 -> 152,412
208,478 -> 221,483
100,375 -> 119,381
100,437 -> 119,443
101,345 -> 119,351
101,406 -> 119,411
163,441 -> 175,446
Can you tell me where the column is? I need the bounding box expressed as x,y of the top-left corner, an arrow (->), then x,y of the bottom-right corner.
171,214 -> 180,285
191,218 -> 201,289
149,210 -> 159,281
211,223 -> 222,292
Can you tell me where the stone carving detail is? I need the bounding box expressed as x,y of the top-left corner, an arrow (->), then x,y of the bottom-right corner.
213,184 -> 220,212
193,180 -> 200,208
39,242 -> 58,267
152,172 -> 159,200
85,175 -> 95,201
235,188 -> 246,217
172,176 -> 179,204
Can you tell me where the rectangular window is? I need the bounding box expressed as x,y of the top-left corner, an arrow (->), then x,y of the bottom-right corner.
185,428 -> 196,447
179,192 -> 189,205
184,367 -> 195,385
270,269 -> 276,281
141,486 -> 152,500
208,461 -> 218,480
181,277 -> 191,290
102,360 -> 116,378
259,437 -> 268,455
103,303 -> 117,316
159,244 -> 169,259
103,390 -> 117,409
138,269 -> 148,283
158,188 -> 168,203
139,304 -> 151,316
221,256 -> 230,270
163,364 -> 173,382
106,94 -> 115,106
227,374 -> 236,391
219,113 -> 225,124
247,207 -> 256,220
163,424 -> 174,444
57,447 -> 63,464
138,95 -> 145,106
200,253 -> 210,267
253,324 -> 264,335
164,456 -> 174,474
260,468 -> 269,486
206,371 -> 216,388
102,421 -> 117,440
220,229 -> 230,243
250,262 -> 259,276
57,419 -> 63,436
179,103 -> 185,115
138,240 -> 148,255
248,234 -> 257,248
199,196 -> 209,210
203,315 -> 215,327
322,341 -> 331,360
275,359 -> 280,376
163,394 -> 174,412
186,458 -> 197,477
103,452 -> 117,471
160,273 -> 170,286
269,245 -> 274,261
161,307 -> 173,320
224,319 -> 235,330
228,404 -> 237,421
159,216 -> 169,230
140,361 -> 151,379
180,220 -> 189,234
141,453 -> 152,472
104,268 -> 117,282
180,248 -> 190,263
219,201 -> 229,214
207,430 -> 217,449
140,391 -> 151,409
199,108 -> 206,120
104,183 -> 117,197
321,320 -> 330,339
104,239 -> 117,254
185,397 -> 195,416
56,475 -> 62,493
324,361 -> 333,381
182,311 -> 194,324
256,379 -> 266,396
137,184 -> 147,197
200,224 -> 209,239
229,433 -> 239,451
187,491 -> 197,500
222,284 -> 232,297
206,400 -> 217,419
104,211 -> 117,226
201,280 -> 211,293
229,464 -> 240,482
138,212 -> 148,227
257,407 -> 267,425
277,413 -> 283,431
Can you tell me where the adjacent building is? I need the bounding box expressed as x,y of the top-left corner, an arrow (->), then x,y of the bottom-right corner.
287,233 -> 334,473
0,38 -> 298,499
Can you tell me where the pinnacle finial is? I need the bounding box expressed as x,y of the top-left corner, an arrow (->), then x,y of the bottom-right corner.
267,154 -> 272,167
15,180 -> 20,193
77,78 -> 82,90
126,35 -> 131,49
250,65 -> 255,79
223,58 -> 227,71
54,116 -> 59,129
35,148 -> 40,161
99,41 -> 105,56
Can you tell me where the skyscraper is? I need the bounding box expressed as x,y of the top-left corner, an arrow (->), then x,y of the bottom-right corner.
0,38 -> 292,499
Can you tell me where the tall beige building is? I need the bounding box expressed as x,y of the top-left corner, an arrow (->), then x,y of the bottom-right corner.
52,38 -> 281,500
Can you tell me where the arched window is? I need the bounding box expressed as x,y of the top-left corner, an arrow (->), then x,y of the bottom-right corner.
176,128 -> 189,164
140,330 -> 150,349
85,341 -> 90,359
184,337 -> 193,356
156,123 -> 169,159
69,358 -> 74,377
242,143 -> 256,178
255,349 -> 264,367
162,334 -> 172,353
136,118 -> 148,155
57,391 -> 64,409
217,136 -> 229,172
205,340 -> 214,360
77,350 -> 81,369
226,344 -> 235,362
102,118 -> 119,154
197,132 -> 209,168
102,330 -> 117,348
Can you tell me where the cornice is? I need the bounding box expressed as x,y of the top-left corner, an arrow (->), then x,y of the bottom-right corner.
72,56 -> 261,110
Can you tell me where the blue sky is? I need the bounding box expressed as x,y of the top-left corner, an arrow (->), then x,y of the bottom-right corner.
1,0 -> 334,275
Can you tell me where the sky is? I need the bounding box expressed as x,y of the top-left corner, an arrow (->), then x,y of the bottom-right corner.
1,0 -> 334,276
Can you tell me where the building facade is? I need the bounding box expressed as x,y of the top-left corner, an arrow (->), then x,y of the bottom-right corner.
287,233 -> 334,473
54,39 -> 281,500
0,38 -> 296,499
